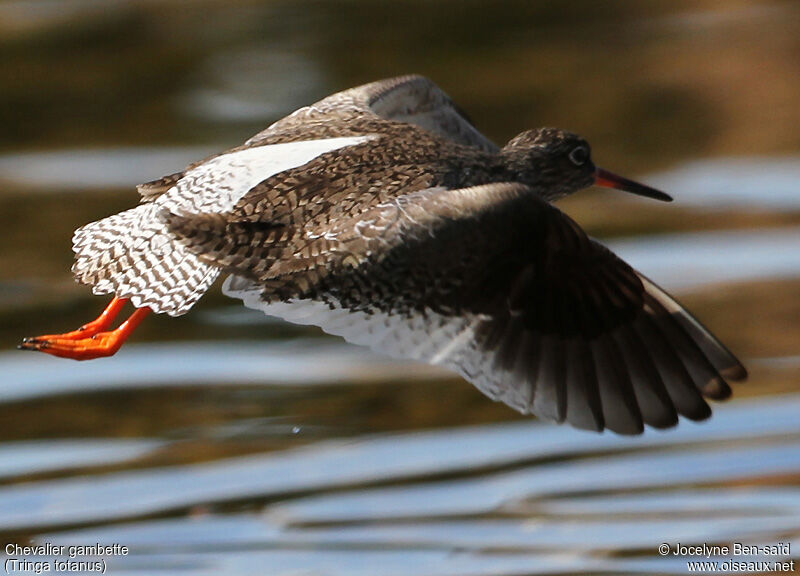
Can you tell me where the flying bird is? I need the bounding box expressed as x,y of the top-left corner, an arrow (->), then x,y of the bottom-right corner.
21,75 -> 747,434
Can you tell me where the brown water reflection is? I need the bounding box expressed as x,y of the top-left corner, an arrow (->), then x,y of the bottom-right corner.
1,1 -> 799,574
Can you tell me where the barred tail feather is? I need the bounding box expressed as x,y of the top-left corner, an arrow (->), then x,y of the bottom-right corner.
71,204 -> 220,316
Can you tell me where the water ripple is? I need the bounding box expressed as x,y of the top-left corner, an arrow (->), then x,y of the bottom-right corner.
0,394 -> 797,532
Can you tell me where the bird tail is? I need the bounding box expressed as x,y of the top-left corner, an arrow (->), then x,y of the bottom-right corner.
71,204 -> 220,316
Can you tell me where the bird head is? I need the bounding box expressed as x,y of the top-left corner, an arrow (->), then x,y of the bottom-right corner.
501,127 -> 672,203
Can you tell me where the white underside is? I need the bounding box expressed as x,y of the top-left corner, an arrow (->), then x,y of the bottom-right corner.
222,275 -> 473,362
222,275 -> 536,415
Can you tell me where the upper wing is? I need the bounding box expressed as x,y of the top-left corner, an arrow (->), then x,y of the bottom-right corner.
246,75 -> 499,153
170,183 -> 747,434
137,76 -> 494,203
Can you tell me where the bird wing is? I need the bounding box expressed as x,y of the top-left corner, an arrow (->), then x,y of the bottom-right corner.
169,182 -> 746,434
136,76 -> 492,203
245,75 -> 499,153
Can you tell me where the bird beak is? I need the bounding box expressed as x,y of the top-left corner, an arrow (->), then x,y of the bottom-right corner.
594,167 -> 673,202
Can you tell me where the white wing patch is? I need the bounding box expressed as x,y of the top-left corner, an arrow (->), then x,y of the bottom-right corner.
74,137 -> 375,315
159,136 -> 376,215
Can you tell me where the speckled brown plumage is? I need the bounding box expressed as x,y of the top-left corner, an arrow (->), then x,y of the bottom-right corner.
67,74 -> 746,434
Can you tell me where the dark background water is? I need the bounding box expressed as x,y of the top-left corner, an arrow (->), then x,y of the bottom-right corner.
0,1 -> 799,574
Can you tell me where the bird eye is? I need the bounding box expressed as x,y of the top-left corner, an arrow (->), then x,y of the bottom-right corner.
568,145 -> 589,166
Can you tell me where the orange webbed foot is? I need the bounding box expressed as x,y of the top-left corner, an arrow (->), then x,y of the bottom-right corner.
22,331 -> 127,360
19,298 -> 151,361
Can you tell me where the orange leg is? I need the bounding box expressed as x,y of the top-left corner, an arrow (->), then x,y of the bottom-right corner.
19,298 -> 151,360
27,297 -> 129,341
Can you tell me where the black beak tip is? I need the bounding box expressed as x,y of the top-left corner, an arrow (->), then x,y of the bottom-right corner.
595,168 -> 674,203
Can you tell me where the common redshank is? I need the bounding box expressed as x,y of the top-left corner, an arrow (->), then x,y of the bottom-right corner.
21,75 -> 747,434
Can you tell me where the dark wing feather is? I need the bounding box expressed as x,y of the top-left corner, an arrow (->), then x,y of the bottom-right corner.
169,182 -> 746,434
346,183 -> 745,432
